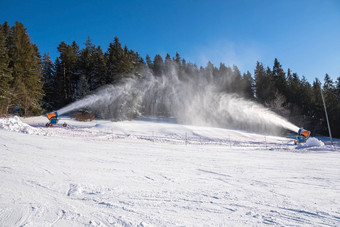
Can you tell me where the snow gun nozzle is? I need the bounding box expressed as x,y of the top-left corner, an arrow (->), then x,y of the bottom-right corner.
46,111 -> 58,120
298,128 -> 311,139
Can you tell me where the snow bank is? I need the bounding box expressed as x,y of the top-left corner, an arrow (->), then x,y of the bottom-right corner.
306,137 -> 325,147
296,137 -> 325,150
0,116 -> 43,135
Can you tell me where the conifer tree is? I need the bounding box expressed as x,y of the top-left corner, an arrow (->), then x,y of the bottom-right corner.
254,61 -> 266,103
242,71 -> 254,99
265,66 -> 276,102
145,54 -> 153,69
78,37 -> 93,95
310,78 -> 324,132
75,74 -> 90,99
54,58 -> 66,108
164,53 -> 172,72
56,41 -> 79,104
230,65 -> 242,94
336,77 -> 340,97
41,54 -> 55,110
7,21 -> 44,116
322,74 -> 338,137
0,24 -> 12,115
272,58 -> 287,97
153,55 -> 164,76
123,45 -> 134,73
91,46 -> 107,90
174,52 -> 181,66
128,49 -> 145,74
106,36 -> 130,84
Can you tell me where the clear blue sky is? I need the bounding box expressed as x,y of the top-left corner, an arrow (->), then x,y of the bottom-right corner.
1,0 -> 340,82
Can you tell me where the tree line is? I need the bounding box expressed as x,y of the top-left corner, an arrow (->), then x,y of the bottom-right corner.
0,21 -> 339,137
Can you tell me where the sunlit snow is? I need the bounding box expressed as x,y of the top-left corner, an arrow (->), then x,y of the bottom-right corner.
0,116 -> 339,226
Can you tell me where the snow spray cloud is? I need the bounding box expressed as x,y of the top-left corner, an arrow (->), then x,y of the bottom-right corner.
57,64 -> 299,135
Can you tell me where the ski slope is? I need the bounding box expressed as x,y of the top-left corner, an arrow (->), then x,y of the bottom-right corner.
0,116 -> 339,226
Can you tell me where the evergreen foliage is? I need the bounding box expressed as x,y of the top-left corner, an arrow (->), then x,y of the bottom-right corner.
1,21 -> 44,116
41,54 -> 55,110
0,25 -> 12,114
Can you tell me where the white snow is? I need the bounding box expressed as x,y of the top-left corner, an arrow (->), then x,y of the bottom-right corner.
0,116 -> 339,226
306,137 -> 325,147
0,116 -> 44,135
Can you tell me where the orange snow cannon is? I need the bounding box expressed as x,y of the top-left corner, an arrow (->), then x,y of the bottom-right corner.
46,111 -> 57,120
295,128 -> 311,144
45,111 -> 67,127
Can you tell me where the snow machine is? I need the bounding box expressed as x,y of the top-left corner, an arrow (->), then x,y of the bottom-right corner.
46,111 -> 67,127
294,128 -> 311,144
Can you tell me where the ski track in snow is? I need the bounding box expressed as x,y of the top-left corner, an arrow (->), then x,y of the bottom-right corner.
0,116 -> 339,226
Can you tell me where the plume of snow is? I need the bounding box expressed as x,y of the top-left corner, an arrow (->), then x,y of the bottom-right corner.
57,65 -> 299,135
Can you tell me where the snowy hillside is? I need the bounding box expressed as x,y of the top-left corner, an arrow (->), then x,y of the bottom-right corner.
0,116 -> 339,226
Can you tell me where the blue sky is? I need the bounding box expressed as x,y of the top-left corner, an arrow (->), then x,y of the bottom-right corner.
1,0 -> 340,82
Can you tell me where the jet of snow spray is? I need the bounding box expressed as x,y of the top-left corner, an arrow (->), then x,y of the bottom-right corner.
57,65 -> 300,135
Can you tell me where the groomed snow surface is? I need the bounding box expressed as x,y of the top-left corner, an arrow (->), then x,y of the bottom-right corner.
0,116 -> 339,226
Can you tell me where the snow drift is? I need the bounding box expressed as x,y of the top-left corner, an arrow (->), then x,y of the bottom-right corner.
0,116 -> 43,135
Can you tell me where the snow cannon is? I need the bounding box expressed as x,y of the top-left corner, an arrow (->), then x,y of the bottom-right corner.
46,111 -> 67,127
295,128 -> 311,144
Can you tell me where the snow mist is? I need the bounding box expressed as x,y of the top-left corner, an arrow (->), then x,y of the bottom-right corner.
57,65 -> 299,135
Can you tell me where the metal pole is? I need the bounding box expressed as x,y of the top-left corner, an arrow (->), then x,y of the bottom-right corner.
320,87 -> 334,146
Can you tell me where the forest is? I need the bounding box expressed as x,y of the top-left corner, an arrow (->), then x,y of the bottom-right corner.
0,21 -> 339,137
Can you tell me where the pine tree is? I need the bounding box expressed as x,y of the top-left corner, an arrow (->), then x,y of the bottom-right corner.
174,52 -> 181,66
75,74 -> 90,99
128,49 -> 145,74
164,53 -> 172,73
230,65 -> 242,94
254,61 -> 278,105
106,36 -> 131,84
322,74 -> 338,137
265,66 -> 276,103
334,77 -> 340,137
310,78 -> 324,133
41,53 -> 55,110
145,54 -> 153,69
254,61 -> 266,103
7,21 -> 44,116
0,24 -> 12,115
153,55 -> 164,77
91,46 -> 107,90
56,41 -> 79,104
336,77 -> 340,97
242,71 -> 254,99
78,37 -> 93,94
272,58 -> 287,97
54,58 -> 66,108
123,45 -> 134,73
1,22 -> 10,44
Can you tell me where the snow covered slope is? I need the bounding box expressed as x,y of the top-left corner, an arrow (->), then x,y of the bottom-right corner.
0,116 -> 339,226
